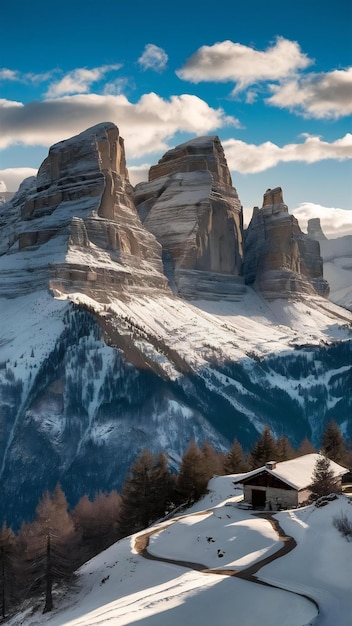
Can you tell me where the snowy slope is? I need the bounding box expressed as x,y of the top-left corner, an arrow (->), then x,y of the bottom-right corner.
320,235 -> 352,311
1,286 -> 352,527
9,476 -> 352,626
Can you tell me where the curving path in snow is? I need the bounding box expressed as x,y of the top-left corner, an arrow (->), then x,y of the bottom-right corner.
135,509 -> 320,621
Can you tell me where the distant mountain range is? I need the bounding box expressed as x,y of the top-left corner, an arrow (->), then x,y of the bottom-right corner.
0,122 -> 351,528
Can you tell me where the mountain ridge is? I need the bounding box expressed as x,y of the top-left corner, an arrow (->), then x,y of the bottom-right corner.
0,122 -> 351,527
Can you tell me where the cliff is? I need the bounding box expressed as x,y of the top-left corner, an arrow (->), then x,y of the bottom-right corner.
134,136 -> 244,299
243,188 -> 329,298
0,122 -> 168,300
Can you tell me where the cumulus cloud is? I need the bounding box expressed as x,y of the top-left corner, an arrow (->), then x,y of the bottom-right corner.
0,168 -> 38,191
138,44 -> 168,72
45,65 -> 122,98
177,37 -> 311,92
290,202 -> 352,238
0,92 -> 238,157
222,134 -> 352,174
267,67 -> 352,119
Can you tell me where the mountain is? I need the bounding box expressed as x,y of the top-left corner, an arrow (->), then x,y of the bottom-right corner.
134,135 -> 244,299
244,188 -> 329,299
0,122 -> 351,528
6,476 -> 352,626
307,219 -> 352,312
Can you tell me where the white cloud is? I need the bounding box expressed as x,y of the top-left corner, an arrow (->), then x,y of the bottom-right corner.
0,68 -> 18,81
45,65 -> 122,97
103,77 -> 130,95
0,168 -> 38,191
177,37 -> 312,92
267,67 -> 352,119
0,98 -> 23,109
290,202 -> 352,238
128,164 -> 150,186
0,68 -> 54,84
0,180 -> 7,192
222,134 -> 352,174
0,92 -> 239,156
138,44 -> 168,72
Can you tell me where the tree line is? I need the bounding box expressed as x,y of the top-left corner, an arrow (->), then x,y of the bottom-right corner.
1,420 -> 350,620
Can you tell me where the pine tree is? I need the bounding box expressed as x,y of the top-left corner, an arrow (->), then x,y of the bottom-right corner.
250,427 -> 277,469
176,440 -> 209,505
310,455 -> 340,499
224,439 -> 249,474
321,420 -> 347,465
148,452 -> 174,520
275,435 -> 295,462
200,441 -> 225,479
19,484 -> 79,613
73,491 -> 121,561
0,523 -> 18,618
119,450 -> 173,536
296,437 -> 316,457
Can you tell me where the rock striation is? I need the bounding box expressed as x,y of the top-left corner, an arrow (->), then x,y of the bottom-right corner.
134,136 -> 245,299
243,188 -> 329,299
0,123 -> 168,299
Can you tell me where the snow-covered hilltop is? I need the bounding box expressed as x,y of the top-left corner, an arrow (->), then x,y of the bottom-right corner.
0,123 -> 351,527
8,476 -> 352,626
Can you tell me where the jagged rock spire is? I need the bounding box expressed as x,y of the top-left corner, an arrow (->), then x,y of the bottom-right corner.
135,136 -> 244,299
243,187 -> 329,298
307,217 -> 327,241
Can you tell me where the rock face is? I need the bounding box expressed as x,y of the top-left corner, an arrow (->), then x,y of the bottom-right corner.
0,123 -> 168,299
134,136 -> 244,299
243,188 -> 329,298
307,218 -> 327,241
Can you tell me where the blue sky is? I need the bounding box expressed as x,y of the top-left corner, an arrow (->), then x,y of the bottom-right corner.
1,0 -> 351,235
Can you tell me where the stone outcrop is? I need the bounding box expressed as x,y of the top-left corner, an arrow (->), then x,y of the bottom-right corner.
307,218 -> 327,241
0,123 -> 168,299
243,188 -> 329,298
134,136 -> 244,299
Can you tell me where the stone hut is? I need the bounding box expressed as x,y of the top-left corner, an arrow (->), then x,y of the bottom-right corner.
233,453 -> 348,511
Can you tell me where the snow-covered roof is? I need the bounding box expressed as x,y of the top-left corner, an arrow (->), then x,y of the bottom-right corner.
233,453 -> 349,491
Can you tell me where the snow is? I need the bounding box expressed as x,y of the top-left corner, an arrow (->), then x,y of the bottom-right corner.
8,475 -> 352,626
1,285 -> 350,482
319,236 -> 352,311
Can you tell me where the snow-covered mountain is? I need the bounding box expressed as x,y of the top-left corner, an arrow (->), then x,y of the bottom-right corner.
0,123 -> 351,528
320,235 -> 352,311
306,217 -> 352,312
8,476 -> 352,626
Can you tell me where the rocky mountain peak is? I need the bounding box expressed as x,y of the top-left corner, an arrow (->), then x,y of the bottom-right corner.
243,188 -> 329,299
0,126 -> 332,304
0,122 -> 168,300
262,186 -> 287,211
35,122 -> 129,193
149,135 -> 233,188
135,136 -> 244,299
307,217 -> 328,241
